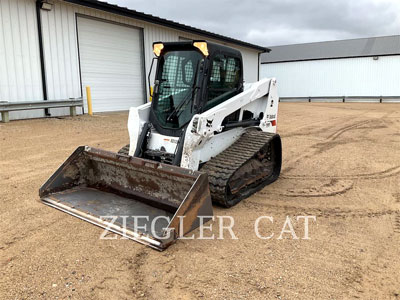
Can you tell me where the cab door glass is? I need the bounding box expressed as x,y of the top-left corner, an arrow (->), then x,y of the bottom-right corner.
206,54 -> 241,110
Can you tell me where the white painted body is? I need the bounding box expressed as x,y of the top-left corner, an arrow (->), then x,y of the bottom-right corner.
260,56 -> 400,100
127,78 -> 279,171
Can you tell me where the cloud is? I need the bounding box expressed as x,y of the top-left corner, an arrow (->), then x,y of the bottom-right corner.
104,0 -> 400,46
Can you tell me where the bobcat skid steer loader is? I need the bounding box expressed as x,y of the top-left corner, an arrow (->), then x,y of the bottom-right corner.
40,41 -> 282,250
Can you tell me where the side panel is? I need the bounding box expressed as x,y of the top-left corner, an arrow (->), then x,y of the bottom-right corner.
181,79 -> 273,170
196,128 -> 245,164
0,0 -> 44,121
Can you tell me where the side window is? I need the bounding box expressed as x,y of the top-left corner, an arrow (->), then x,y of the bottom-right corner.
207,54 -> 241,108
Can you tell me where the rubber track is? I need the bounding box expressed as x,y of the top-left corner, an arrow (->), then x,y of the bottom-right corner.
118,144 -> 130,156
201,129 -> 278,206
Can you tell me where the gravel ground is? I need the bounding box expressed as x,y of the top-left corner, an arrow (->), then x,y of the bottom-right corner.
0,103 -> 399,299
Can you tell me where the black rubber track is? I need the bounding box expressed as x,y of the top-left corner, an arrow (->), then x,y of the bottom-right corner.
201,129 -> 282,207
118,144 -> 130,156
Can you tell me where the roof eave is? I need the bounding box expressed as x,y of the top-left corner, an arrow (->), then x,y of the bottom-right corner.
63,0 -> 269,53
261,52 -> 400,64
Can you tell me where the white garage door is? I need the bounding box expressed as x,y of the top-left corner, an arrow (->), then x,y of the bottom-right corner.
77,17 -> 145,112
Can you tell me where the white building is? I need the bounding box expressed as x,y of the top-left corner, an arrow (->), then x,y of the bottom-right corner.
0,0 -> 267,121
260,35 -> 400,102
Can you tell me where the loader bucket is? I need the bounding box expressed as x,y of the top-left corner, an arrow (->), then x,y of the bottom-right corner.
39,146 -> 213,250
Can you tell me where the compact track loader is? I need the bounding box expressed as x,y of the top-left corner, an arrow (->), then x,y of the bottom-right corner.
40,41 -> 282,250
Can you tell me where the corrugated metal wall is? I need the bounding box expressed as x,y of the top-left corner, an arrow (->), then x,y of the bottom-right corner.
40,0 -> 260,105
40,2 -> 81,101
0,0 -> 43,121
0,0 -> 260,120
260,55 -> 400,98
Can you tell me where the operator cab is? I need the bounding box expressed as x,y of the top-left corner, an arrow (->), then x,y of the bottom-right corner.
150,41 -> 244,137
136,41 -> 244,165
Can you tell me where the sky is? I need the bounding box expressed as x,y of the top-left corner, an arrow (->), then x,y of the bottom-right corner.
104,0 -> 400,46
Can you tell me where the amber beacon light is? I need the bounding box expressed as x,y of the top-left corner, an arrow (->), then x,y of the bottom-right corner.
153,43 -> 164,57
193,41 -> 209,56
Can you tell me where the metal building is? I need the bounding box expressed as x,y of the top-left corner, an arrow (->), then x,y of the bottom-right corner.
260,35 -> 400,102
0,0 -> 267,121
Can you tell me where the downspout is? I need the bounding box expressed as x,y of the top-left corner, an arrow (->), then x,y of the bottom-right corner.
257,52 -> 260,81
35,0 -> 50,116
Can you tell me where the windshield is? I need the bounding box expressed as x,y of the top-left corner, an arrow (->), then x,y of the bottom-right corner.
153,50 -> 203,129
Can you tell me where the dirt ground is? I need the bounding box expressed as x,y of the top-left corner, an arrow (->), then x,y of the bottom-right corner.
0,103 -> 399,299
